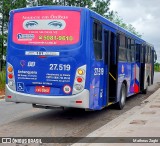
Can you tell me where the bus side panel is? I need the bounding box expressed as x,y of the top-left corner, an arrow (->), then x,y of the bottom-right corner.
88,17 -> 107,110
129,63 -> 140,94
135,63 -> 140,93
117,62 -> 140,101
117,62 -> 131,101
89,61 -> 106,110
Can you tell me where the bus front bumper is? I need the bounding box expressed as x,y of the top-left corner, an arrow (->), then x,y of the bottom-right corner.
5,85 -> 89,109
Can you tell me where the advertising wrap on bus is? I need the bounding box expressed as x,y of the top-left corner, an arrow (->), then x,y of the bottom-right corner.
7,9 -> 86,98
13,10 -> 80,45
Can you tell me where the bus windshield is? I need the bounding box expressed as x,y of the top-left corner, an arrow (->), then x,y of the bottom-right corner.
13,10 -> 80,46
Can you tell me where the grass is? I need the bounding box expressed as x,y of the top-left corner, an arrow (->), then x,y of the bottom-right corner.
0,70 -> 6,90
154,66 -> 160,72
154,63 -> 160,72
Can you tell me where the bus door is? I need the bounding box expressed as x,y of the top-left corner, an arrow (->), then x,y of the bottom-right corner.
103,30 -> 111,107
140,44 -> 145,91
91,25 -> 111,110
135,43 -> 141,93
91,21 -> 116,110
103,29 -> 117,106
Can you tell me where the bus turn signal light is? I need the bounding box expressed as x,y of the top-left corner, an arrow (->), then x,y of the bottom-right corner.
78,69 -> 84,75
8,66 -> 13,72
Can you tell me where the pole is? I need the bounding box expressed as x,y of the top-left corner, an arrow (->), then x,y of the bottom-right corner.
0,0 -> 4,71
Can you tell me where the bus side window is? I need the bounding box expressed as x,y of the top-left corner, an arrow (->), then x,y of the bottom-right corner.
145,45 -> 148,63
126,37 -> 131,62
136,44 -> 141,62
131,39 -> 135,62
141,45 -> 145,63
93,21 -> 102,60
148,47 -> 151,63
118,34 -> 127,61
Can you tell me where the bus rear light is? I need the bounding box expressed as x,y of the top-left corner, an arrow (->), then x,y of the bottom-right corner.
8,74 -> 13,79
7,95 -> 12,98
72,65 -> 86,95
76,100 -> 82,104
74,84 -> 83,91
8,81 -> 14,86
7,63 -> 16,91
8,66 -> 13,72
76,77 -> 83,83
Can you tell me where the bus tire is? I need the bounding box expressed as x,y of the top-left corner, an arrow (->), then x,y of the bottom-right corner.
115,83 -> 126,110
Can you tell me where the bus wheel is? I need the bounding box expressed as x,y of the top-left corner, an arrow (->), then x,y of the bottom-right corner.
115,83 -> 126,110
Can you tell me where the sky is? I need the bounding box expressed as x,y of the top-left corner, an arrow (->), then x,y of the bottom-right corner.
110,0 -> 160,62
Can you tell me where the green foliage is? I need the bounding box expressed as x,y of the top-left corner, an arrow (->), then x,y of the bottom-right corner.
92,0 -> 112,18
154,62 -> 160,72
0,70 -> 5,90
37,0 -> 93,7
37,0 -> 54,6
109,12 -> 142,38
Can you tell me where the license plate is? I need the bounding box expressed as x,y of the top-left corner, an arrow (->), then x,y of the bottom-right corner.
35,86 -> 50,94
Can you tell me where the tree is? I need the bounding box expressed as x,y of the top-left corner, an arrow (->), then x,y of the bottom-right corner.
92,0 -> 113,18
0,0 -> 27,70
109,11 -> 142,37
37,0 -> 54,6
51,0 -> 93,7
0,0 -> 10,70
154,62 -> 160,72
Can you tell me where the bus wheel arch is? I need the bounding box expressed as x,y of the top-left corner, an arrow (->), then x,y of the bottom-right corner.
115,81 -> 127,110
123,80 -> 128,92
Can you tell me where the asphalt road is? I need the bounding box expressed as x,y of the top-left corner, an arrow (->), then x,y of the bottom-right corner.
0,72 -> 160,140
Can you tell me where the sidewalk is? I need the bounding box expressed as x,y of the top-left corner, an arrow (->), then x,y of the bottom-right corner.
73,88 -> 160,146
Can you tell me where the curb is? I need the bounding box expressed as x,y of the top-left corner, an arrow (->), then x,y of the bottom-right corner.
86,88 -> 160,137
72,88 -> 160,145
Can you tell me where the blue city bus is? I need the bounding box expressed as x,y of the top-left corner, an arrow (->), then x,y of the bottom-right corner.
5,6 -> 157,110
